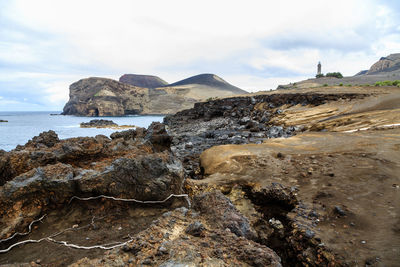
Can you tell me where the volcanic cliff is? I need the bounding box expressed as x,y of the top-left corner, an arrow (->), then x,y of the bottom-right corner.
62,74 -> 247,116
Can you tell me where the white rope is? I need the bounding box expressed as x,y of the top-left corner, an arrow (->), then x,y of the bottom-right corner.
0,194 -> 191,254
46,237 -> 133,250
0,215 -> 46,243
0,216 -> 128,253
0,238 -> 46,253
69,193 -> 191,208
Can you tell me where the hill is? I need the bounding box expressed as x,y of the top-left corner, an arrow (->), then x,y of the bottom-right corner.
119,74 -> 168,88
166,73 -> 246,94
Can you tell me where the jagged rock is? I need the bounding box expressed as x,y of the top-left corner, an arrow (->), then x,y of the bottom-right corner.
185,221 -> 206,237
77,154 -> 183,200
193,191 -> 256,239
145,122 -> 172,151
25,130 -> 60,148
110,129 -> 139,140
80,119 -> 118,128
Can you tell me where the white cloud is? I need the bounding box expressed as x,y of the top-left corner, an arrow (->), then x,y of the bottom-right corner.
0,0 -> 399,109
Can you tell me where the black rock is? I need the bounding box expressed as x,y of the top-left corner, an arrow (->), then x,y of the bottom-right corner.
334,206 -> 346,216
185,221 -> 206,237
80,119 -> 118,128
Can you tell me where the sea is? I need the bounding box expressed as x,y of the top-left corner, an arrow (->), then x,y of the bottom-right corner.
0,111 -> 164,151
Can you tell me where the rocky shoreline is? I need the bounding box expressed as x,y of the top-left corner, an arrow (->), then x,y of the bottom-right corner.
1,86 -> 399,266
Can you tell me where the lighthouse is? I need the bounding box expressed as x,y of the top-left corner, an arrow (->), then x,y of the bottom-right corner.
317,62 -> 322,75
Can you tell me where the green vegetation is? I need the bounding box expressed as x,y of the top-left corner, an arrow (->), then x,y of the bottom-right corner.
325,72 -> 343,78
339,83 -> 343,86
346,84 -> 352,87
323,83 -> 328,87
315,74 -> 324,78
374,80 -> 400,87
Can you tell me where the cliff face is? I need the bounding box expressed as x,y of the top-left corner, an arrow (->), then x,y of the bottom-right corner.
62,77 -> 150,116
62,74 -> 248,116
366,53 -> 400,74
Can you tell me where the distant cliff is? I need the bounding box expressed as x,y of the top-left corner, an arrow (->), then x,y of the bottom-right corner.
366,53 -> 400,74
62,74 -> 247,116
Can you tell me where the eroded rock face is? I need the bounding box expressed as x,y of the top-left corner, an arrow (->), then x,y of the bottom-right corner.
0,128 -> 183,240
62,77 -> 149,116
193,191 -> 257,239
367,53 -> 400,74
70,197 -> 282,267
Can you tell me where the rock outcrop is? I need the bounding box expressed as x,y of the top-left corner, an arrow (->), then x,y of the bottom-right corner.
62,74 -> 248,116
119,74 -> 168,88
62,77 -> 150,116
366,53 -> 400,74
80,119 -> 118,128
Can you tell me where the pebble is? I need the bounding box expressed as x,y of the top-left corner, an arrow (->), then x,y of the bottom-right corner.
142,258 -> 152,265
158,246 -> 168,254
269,218 -> 284,230
185,221 -> 206,237
305,229 -> 315,239
334,206 -> 346,216
277,152 -> 285,159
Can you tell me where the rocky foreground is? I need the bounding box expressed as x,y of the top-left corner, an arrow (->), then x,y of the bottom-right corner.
1,85 -> 399,266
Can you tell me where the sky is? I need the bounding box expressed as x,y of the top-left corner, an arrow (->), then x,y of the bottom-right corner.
0,0 -> 399,111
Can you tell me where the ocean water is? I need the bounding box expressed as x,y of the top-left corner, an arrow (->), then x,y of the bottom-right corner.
0,111 -> 164,151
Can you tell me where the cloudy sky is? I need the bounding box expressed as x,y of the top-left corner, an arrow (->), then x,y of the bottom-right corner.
0,0 -> 399,111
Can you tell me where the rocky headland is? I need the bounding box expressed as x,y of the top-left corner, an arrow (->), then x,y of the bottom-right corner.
62,74 -> 248,117
1,83 -> 400,266
0,120 -> 7,123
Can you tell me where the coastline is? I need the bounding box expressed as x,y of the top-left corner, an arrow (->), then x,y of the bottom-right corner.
1,87 -> 400,266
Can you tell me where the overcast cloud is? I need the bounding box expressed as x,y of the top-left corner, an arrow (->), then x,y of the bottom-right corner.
0,0 -> 399,110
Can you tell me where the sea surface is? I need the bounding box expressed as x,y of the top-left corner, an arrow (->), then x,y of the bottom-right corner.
0,111 -> 164,151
